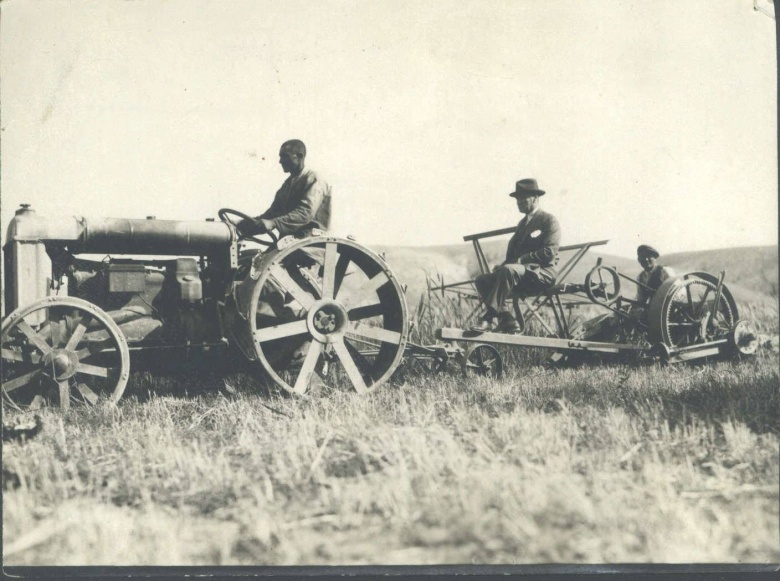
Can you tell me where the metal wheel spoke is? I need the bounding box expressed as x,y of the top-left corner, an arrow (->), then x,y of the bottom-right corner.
75,341 -> 115,360
333,253 -> 351,299
696,287 -> 712,318
332,339 -> 368,394
348,303 -> 384,321
29,395 -> 44,410
2,348 -> 26,362
76,362 -> 112,378
17,321 -> 52,355
2,369 -> 42,393
65,317 -> 92,351
685,286 -> 695,312
320,242 -> 339,300
347,322 -> 402,345
344,339 -> 375,370
75,347 -> 91,360
253,319 -> 309,343
58,380 -> 71,411
269,265 -> 316,311
292,341 -> 323,395
75,382 -> 100,405
338,272 -> 389,308
685,283 -> 694,315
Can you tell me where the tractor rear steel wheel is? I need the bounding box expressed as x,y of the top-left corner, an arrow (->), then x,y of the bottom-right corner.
247,237 -> 408,395
2,297 -> 130,411
647,273 -> 738,349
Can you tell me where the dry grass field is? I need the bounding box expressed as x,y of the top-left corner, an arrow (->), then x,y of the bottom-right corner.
2,245 -> 779,566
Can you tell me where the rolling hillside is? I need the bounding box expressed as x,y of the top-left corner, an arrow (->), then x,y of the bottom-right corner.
375,240 -> 778,311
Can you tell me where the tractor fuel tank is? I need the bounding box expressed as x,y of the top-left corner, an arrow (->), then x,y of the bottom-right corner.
5,206 -> 235,255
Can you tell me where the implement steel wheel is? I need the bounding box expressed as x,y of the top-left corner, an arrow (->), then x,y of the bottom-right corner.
244,236 -> 408,395
647,273 -> 739,349
2,297 -> 130,411
462,344 -> 502,379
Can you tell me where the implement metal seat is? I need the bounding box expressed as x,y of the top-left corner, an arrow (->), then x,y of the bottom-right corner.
426,226 -> 609,337
468,231 -> 609,337
509,280 -> 580,337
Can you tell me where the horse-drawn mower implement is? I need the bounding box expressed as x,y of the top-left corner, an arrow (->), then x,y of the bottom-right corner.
431,226 -> 759,371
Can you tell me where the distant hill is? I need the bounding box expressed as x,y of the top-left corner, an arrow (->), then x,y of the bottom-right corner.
376,240 -> 778,311
664,246 -> 778,300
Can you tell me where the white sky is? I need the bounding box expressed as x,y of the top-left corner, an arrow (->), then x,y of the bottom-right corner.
1,0 -> 776,258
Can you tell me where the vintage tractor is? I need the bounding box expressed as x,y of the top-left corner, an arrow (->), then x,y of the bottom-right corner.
1,205 -> 410,410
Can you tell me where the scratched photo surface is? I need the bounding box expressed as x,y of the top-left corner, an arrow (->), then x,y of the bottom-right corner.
1,0 -> 778,568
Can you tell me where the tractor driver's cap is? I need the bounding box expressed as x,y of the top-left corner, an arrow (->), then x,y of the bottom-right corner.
510,178 -> 546,198
637,244 -> 660,259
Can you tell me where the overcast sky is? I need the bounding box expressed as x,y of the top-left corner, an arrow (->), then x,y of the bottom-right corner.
1,0 -> 776,257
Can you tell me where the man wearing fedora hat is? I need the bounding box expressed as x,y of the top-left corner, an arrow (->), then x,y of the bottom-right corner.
471,178 -> 561,333
636,244 -> 675,304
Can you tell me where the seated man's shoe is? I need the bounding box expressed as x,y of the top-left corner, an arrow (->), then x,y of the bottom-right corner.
469,318 -> 494,333
494,313 -> 522,334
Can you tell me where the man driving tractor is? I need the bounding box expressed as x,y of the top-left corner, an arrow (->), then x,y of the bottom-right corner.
236,139 -> 333,365
471,178 -> 561,334
238,139 -> 331,238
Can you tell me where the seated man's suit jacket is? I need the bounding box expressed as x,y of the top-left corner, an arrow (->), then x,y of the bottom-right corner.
503,209 -> 561,287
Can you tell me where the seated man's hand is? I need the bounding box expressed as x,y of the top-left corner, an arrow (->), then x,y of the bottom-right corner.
237,217 -> 272,236
237,217 -> 258,233
257,219 -> 274,234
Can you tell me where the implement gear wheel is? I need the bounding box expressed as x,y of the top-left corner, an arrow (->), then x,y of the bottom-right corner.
648,274 -> 737,348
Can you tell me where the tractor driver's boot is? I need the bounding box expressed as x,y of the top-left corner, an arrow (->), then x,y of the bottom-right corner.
493,312 -> 521,334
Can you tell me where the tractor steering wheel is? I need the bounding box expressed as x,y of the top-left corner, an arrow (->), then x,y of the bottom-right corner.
218,208 -> 278,246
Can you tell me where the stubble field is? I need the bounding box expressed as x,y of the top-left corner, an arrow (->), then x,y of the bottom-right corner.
3,244 -> 780,566
3,291 -> 779,566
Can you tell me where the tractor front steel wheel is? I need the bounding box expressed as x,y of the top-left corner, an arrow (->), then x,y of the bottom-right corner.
247,237 -> 408,395
2,297 -> 130,411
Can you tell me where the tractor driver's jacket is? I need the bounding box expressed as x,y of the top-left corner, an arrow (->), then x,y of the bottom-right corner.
259,168 -> 332,237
